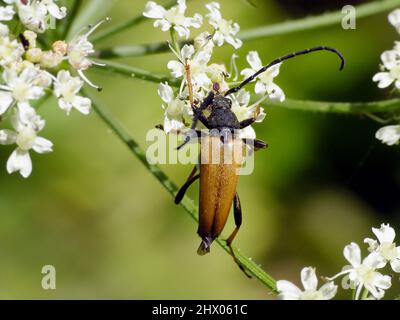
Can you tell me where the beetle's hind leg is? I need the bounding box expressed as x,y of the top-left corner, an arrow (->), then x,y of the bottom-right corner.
226,192 -> 252,278
175,166 -> 200,204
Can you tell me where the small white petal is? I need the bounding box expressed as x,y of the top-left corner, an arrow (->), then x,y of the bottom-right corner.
158,82 -> 174,104
154,19 -> 171,32
364,238 -> 379,251
246,51 -> 263,70
372,223 -> 396,244
143,1 -> 166,19
254,81 -> 267,95
372,272 -> 392,290
372,72 -> 394,88
363,252 -> 385,269
167,60 -> 184,78
344,242 -> 361,267
276,280 -> 302,300
32,136 -> 53,154
6,148 -> 32,178
0,91 -> 13,115
301,267 -> 318,291
389,9 -> 400,32
181,44 -> 195,61
375,125 -> 400,146
72,96 -> 91,115
390,259 -> 400,272
318,282 -> 338,300
0,129 -> 17,144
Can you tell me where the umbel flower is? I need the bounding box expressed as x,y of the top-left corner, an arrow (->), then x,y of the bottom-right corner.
0,105 -> 52,178
205,2 -> 242,49
143,0 -> 202,39
144,1 -> 285,144
0,0 -> 107,178
373,8 -> 400,146
364,223 -> 400,273
328,242 -> 391,300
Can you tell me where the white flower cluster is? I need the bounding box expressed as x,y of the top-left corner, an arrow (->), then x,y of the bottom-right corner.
277,223 -> 400,300
0,0 -> 105,178
373,9 -> 400,146
143,0 -> 284,137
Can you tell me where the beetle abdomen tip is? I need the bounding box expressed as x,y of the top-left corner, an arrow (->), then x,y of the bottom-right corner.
197,237 -> 213,256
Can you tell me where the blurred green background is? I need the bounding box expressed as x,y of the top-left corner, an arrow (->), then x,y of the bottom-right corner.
1,0 -> 400,299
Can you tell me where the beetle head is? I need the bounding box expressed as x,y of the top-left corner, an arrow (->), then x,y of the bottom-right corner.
212,95 -> 232,110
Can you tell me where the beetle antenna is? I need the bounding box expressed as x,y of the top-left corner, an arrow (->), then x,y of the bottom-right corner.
225,46 -> 345,96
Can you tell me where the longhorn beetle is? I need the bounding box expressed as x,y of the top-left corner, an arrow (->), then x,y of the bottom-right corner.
174,46 -> 345,275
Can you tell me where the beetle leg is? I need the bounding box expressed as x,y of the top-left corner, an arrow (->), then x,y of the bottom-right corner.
242,138 -> 268,150
176,129 -> 203,150
174,166 -> 200,204
226,192 -> 252,278
239,117 -> 257,129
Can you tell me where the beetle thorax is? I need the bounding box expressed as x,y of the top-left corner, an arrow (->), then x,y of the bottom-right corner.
211,95 -> 232,110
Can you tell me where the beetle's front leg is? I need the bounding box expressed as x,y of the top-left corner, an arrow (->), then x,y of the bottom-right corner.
177,110 -> 210,150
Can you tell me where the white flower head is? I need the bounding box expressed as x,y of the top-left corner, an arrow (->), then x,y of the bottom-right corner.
241,51 -> 285,102
143,0 -> 202,39
0,64 -> 45,115
329,242 -> 391,300
230,89 -> 266,140
67,18 -> 110,90
389,9 -> 400,34
373,49 -> 400,89
167,44 -> 213,91
0,4 -> 15,21
277,267 -> 337,300
0,104 -> 52,178
158,82 -> 191,133
205,2 -> 242,49
375,125 -> 400,146
14,0 -> 66,33
0,35 -> 24,67
53,70 -> 91,115
364,223 -> 400,273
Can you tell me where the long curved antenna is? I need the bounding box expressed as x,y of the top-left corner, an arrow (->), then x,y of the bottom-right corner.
225,46 -> 345,96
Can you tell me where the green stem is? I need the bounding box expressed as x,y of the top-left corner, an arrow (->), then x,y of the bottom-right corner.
96,0 -> 400,58
62,0 -> 83,39
92,59 -> 181,87
266,98 -> 400,114
361,289 -> 369,300
91,0 -> 179,43
238,0 -> 400,41
93,60 -> 400,115
169,28 -> 181,56
83,88 -> 278,293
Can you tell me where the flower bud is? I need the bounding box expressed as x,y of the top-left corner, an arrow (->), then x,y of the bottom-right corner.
23,30 -> 37,48
40,51 -> 63,69
52,40 -> 68,56
26,48 -> 43,63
